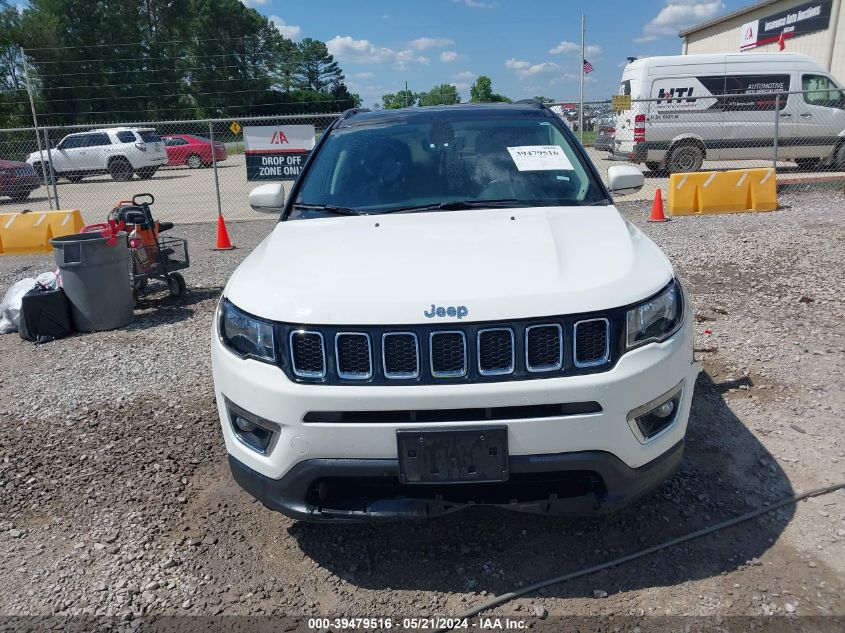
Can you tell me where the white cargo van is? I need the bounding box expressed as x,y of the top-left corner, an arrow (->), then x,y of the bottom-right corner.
613,53 -> 845,172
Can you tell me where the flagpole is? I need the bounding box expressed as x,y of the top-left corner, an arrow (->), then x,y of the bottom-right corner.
579,14 -> 585,143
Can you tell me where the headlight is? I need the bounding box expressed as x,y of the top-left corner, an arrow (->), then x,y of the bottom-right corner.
626,281 -> 683,349
219,298 -> 276,362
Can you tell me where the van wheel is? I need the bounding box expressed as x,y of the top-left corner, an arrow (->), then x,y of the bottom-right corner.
33,162 -> 56,184
666,143 -> 704,173
795,158 -> 820,171
109,158 -> 134,181
835,143 -> 845,171
645,162 -> 662,172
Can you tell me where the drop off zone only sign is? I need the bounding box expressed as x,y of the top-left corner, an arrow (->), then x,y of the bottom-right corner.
244,125 -> 315,180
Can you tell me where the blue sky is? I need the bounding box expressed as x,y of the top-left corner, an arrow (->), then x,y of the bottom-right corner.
244,0 -> 748,106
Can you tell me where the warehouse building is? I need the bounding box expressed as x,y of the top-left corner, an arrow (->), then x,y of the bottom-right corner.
680,0 -> 844,81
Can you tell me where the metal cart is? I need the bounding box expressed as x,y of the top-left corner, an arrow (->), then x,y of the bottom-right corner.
112,193 -> 190,299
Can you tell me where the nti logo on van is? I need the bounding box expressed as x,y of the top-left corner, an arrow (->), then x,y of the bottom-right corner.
656,87 -> 695,104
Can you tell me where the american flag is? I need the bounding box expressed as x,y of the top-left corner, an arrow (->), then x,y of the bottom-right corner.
583,59 -> 594,74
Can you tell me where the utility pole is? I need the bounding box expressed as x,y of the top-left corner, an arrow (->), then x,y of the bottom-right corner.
21,47 -> 53,210
404,81 -> 409,107
579,14 -> 585,143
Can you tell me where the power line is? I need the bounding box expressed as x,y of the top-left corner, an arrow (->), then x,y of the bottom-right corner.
36,86 -> 285,103
35,63 -> 257,78
34,100 -> 343,118
43,76 -> 273,91
30,49 -> 285,65
22,35 -> 264,52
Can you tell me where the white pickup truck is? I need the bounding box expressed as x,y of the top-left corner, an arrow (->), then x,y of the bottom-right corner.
212,101 -> 699,522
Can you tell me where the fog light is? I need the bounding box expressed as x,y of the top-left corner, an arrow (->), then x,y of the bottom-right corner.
627,383 -> 683,443
653,401 -> 675,418
225,398 -> 280,454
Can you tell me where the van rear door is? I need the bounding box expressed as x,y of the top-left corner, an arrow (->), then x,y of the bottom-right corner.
613,69 -> 642,158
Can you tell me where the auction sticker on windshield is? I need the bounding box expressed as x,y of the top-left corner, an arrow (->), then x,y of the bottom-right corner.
507,145 -> 573,171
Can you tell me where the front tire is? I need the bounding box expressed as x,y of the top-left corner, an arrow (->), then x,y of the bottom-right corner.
186,154 -> 203,169
109,158 -> 134,181
834,143 -> 845,171
33,162 -> 56,184
666,143 -> 704,174
137,167 -> 157,180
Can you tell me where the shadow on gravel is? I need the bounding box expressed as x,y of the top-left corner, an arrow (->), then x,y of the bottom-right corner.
291,370 -> 795,597
0,195 -> 52,206
126,286 -> 222,330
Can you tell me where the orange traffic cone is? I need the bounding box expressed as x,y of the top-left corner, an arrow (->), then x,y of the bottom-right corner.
215,215 -> 234,250
648,188 -> 669,222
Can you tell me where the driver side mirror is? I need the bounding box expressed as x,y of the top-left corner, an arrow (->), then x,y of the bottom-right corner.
249,183 -> 285,213
607,165 -> 644,196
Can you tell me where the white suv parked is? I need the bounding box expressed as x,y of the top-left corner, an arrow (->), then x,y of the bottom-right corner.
212,102 -> 699,523
27,127 -> 167,183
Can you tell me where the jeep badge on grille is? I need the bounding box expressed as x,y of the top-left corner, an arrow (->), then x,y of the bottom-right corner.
424,304 -> 468,319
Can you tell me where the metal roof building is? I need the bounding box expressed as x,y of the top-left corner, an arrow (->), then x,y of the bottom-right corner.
680,0 -> 844,81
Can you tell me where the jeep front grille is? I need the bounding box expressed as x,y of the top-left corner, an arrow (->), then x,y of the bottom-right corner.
290,331 -> 325,378
525,324 -> 563,372
335,333 -> 372,379
281,313 -> 619,385
429,331 -> 467,378
382,333 -> 419,379
477,328 -> 514,375
574,318 -> 610,367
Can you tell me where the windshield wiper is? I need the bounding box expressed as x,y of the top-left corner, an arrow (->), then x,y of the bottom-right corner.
385,199 -> 522,214
293,203 -> 367,216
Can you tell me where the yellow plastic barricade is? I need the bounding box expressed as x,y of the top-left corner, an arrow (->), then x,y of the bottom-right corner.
0,209 -> 84,255
668,168 -> 777,216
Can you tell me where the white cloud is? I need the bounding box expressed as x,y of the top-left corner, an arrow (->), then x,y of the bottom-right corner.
638,0 -> 724,40
440,51 -> 461,63
268,15 -> 301,40
549,41 -> 603,57
506,58 -> 560,78
633,34 -> 658,43
505,58 -> 531,70
327,36 -> 429,69
452,0 -> 498,7
452,82 -> 471,90
453,70 -> 476,80
408,37 -> 454,50
240,0 -> 269,6
353,72 -> 376,80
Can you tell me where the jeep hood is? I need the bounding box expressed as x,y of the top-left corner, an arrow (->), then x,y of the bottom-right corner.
225,205 -> 674,325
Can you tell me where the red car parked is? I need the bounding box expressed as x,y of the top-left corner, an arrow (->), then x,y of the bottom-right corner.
0,158 -> 41,202
161,134 -> 228,169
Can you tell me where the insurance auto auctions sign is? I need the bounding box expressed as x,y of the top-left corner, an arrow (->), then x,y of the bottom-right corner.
739,0 -> 832,50
243,124 -> 315,180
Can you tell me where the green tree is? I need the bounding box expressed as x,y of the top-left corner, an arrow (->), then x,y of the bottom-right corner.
381,89 -> 416,109
533,95 -> 555,103
417,83 -> 460,106
296,38 -> 343,92
469,75 -> 510,103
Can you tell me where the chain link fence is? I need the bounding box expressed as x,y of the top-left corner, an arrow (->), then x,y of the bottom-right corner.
0,90 -> 843,221
551,89 -> 845,202
0,113 -> 340,224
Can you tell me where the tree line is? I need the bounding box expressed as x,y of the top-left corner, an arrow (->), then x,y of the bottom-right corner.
0,0 -> 361,128
380,75 -> 514,109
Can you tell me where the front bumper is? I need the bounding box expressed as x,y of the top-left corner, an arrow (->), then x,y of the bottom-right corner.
212,314 -> 699,522
229,440 -> 684,522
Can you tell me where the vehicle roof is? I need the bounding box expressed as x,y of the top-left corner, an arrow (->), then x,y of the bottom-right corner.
69,127 -> 156,135
338,102 -> 553,128
625,52 -> 818,69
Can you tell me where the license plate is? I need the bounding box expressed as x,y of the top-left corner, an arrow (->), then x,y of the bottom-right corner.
397,427 -> 508,484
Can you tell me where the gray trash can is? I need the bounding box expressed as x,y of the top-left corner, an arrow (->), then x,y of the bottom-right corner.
50,232 -> 134,332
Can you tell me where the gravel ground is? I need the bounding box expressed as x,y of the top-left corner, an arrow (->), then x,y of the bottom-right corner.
0,189 -> 843,626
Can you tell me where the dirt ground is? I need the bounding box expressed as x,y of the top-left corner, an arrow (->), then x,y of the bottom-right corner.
0,188 -> 843,629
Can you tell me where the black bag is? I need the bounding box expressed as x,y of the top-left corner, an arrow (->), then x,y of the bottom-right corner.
18,284 -> 73,344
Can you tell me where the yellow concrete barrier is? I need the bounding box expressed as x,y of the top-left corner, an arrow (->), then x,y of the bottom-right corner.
668,168 -> 777,216
0,209 -> 84,255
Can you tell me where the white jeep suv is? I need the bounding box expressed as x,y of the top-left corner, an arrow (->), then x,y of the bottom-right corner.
212,102 -> 700,522
27,127 -> 166,183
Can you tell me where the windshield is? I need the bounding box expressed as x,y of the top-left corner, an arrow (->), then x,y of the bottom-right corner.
291,112 -> 606,217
